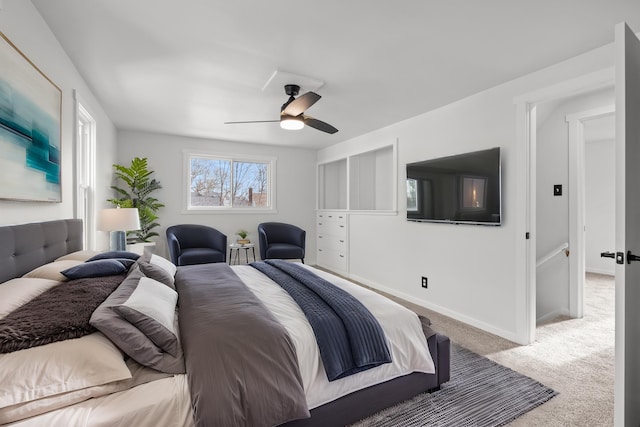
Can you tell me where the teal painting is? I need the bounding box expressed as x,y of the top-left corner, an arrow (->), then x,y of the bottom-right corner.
0,32 -> 62,202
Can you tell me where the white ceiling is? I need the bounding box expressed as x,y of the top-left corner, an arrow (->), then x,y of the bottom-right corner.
32,1 -> 640,149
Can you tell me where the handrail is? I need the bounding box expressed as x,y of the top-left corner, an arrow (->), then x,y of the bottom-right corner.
536,242 -> 569,268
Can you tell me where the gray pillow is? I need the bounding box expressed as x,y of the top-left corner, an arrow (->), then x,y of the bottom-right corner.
61,259 -> 126,280
89,267 -> 185,374
137,260 -> 175,290
112,277 -> 179,357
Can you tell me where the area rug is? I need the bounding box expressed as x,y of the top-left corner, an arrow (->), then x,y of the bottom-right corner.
352,343 -> 558,426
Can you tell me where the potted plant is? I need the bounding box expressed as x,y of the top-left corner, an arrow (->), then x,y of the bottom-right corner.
236,229 -> 250,245
107,157 -> 164,248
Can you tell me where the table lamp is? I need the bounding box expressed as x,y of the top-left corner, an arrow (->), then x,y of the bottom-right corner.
98,208 -> 141,251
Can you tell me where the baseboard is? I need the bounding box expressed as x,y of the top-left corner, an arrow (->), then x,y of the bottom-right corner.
347,272 -> 522,344
536,308 -> 571,325
586,267 -> 615,276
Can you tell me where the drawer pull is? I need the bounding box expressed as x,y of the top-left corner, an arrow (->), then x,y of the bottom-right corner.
319,235 -> 323,238
328,215 -> 333,218
319,249 -> 323,252
339,254 -> 344,258
318,223 -> 323,226
339,225 -> 345,228
339,240 -> 344,243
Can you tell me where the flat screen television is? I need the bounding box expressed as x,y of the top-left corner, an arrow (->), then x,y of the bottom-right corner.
406,147 -> 501,225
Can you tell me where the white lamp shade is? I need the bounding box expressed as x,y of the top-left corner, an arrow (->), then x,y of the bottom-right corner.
98,208 -> 141,231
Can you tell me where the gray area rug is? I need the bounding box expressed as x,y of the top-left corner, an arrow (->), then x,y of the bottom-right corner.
352,343 -> 558,426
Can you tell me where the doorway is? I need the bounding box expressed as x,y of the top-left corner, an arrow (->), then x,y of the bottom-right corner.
533,88 -> 614,325
514,68 -> 614,344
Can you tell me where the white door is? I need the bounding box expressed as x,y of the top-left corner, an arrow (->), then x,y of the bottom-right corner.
614,22 -> 640,426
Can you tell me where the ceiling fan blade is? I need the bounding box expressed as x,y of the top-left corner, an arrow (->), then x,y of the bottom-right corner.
283,91 -> 321,116
224,120 -> 279,124
303,116 -> 338,134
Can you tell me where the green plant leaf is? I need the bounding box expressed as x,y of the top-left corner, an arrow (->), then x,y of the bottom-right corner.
108,157 -> 163,243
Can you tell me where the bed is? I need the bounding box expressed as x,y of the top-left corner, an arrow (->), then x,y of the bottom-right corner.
0,219 -> 450,426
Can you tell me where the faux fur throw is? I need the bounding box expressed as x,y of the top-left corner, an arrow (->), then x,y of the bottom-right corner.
0,273 -> 126,353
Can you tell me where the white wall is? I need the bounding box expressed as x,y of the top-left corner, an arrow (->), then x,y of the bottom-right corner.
0,1 -> 117,246
585,138 -> 615,275
116,131 -> 317,260
318,41 -> 615,343
534,88 -> 614,322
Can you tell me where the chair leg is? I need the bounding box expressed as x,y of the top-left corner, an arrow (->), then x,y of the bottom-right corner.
301,258 -> 304,264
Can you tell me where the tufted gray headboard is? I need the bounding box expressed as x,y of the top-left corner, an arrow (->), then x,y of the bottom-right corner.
0,219 -> 83,283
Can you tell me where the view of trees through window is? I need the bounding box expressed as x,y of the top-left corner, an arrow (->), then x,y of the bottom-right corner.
189,156 -> 270,208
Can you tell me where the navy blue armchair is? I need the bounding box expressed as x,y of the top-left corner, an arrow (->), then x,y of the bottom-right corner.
166,224 -> 227,266
258,222 -> 306,263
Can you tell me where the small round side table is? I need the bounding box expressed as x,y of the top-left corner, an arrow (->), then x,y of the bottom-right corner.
228,243 -> 256,265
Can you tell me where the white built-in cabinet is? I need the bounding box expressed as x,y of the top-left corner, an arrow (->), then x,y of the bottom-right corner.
316,211 -> 348,273
316,141 -> 397,273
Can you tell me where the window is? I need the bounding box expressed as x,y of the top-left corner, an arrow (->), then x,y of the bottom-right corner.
460,176 -> 487,210
406,178 -> 418,212
76,100 -> 96,249
185,152 -> 275,211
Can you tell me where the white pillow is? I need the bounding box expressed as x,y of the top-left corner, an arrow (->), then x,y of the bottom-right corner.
112,277 -> 179,356
0,278 -> 59,319
150,254 -> 177,278
22,260 -> 83,282
0,376 -> 128,424
0,333 -> 131,409
55,250 -> 101,262
120,277 -> 177,333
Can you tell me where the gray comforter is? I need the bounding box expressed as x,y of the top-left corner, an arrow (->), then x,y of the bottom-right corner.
175,263 -> 309,427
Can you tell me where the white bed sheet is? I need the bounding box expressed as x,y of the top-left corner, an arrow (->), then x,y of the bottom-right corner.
232,264 -> 435,409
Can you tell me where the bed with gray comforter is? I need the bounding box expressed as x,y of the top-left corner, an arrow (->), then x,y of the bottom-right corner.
0,219 -> 450,427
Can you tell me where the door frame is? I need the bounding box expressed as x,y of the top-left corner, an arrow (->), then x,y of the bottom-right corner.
514,68 -> 613,344
565,104 -> 615,319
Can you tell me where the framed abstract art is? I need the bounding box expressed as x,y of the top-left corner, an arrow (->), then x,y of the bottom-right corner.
0,32 -> 62,202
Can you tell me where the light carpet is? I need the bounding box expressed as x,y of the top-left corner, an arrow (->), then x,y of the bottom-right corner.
365,272 -> 614,426
352,344 -> 557,426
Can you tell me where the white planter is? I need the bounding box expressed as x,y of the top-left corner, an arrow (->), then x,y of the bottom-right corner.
126,241 -> 156,256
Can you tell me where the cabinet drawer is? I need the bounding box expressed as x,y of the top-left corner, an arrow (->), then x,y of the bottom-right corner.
317,234 -> 347,252
317,249 -> 347,272
317,221 -> 347,238
317,212 -> 347,226
321,212 -> 346,225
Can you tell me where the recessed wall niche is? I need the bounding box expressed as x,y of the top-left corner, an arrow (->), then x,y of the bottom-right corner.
318,158 -> 347,210
317,142 -> 396,212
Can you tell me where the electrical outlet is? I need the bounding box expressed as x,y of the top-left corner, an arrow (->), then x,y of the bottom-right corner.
421,276 -> 428,288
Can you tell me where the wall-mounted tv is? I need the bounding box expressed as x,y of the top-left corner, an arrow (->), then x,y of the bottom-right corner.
406,147 -> 501,226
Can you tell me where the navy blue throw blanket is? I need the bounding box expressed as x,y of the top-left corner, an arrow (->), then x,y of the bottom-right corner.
250,260 -> 391,381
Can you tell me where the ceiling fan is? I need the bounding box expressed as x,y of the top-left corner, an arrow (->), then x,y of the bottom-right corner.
224,84 -> 338,134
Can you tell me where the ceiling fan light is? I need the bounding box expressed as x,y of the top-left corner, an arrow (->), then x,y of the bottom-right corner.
280,117 -> 304,130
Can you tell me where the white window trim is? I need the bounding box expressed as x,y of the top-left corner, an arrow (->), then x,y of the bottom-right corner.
182,149 -> 277,214
74,91 -> 97,250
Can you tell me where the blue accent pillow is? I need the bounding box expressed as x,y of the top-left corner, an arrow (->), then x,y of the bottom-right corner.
107,258 -> 137,269
87,251 -> 141,262
61,259 -> 127,280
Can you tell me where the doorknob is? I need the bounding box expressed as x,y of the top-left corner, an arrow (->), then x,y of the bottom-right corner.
627,250 -> 640,264
601,251 -> 625,264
